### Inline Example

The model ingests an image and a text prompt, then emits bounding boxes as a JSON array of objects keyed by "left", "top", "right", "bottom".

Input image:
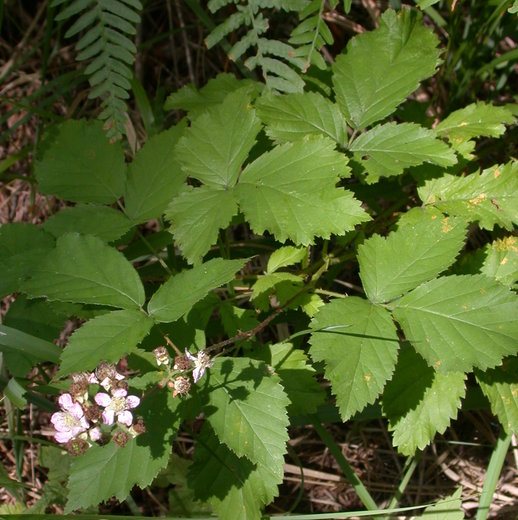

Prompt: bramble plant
[{"left": 1, "top": 2, "right": 518, "bottom": 518}]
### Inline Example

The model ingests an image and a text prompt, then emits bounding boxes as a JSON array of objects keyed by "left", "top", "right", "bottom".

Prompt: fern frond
[{"left": 53, "top": 0, "right": 142, "bottom": 140}]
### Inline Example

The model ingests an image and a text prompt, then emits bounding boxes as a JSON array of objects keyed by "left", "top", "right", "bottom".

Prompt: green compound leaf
[
  {"left": 309, "top": 297, "right": 399, "bottom": 421},
  {"left": 435, "top": 102, "right": 515, "bottom": 142},
  {"left": 418, "top": 161, "right": 518, "bottom": 230},
  {"left": 392, "top": 275, "right": 518, "bottom": 373},
  {"left": 256, "top": 92, "right": 348, "bottom": 146},
  {"left": 175, "top": 89, "right": 262, "bottom": 188},
  {"left": 205, "top": 357, "right": 290, "bottom": 482},
  {"left": 358, "top": 208, "right": 466, "bottom": 303},
  {"left": 383, "top": 348, "right": 465, "bottom": 456},
  {"left": 125, "top": 122, "right": 187, "bottom": 223},
  {"left": 235, "top": 136, "right": 369, "bottom": 244},
  {"left": 35, "top": 120, "right": 126, "bottom": 203},
  {"left": 148, "top": 257, "right": 247, "bottom": 322},
  {"left": 0, "top": 223, "right": 55, "bottom": 297},
  {"left": 332, "top": 9, "right": 440, "bottom": 129},
  {"left": 349, "top": 122, "right": 456, "bottom": 183},
  {"left": 58, "top": 309, "right": 154, "bottom": 376},
  {"left": 22, "top": 233, "right": 145, "bottom": 309},
  {"left": 165, "top": 186, "right": 239, "bottom": 265},
  {"left": 476, "top": 358, "right": 518, "bottom": 434},
  {"left": 189, "top": 425, "right": 279, "bottom": 520},
  {"left": 267, "top": 246, "right": 307, "bottom": 274},
  {"left": 43, "top": 204, "right": 132, "bottom": 242},
  {"left": 66, "top": 389, "right": 180, "bottom": 512},
  {"left": 481, "top": 237, "right": 518, "bottom": 288}
]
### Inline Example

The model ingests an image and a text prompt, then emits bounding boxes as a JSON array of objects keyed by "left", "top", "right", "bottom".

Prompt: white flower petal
[
  {"left": 102, "top": 409, "right": 115, "bottom": 425},
  {"left": 125, "top": 395, "right": 140, "bottom": 409},
  {"left": 112, "top": 387, "right": 128, "bottom": 398},
  {"left": 117, "top": 410, "right": 133, "bottom": 426},
  {"left": 58, "top": 393, "right": 74, "bottom": 411},
  {"left": 55, "top": 430, "right": 74, "bottom": 443},
  {"left": 95, "top": 392, "right": 112, "bottom": 407}
]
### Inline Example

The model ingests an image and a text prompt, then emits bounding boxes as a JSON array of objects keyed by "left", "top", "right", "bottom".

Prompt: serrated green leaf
[
  {"left": 350, "top": 122, "right": 456, "bottom": 183},
  {"left": 267, "top": 246, "right": 307, "bottom": 273},
  {"left": 205, "top": 357, "right": 290, "bottom": 480},
  {"left": 125, "top": 123, "right": 187, "bottom": 223},
  {"left": 332, "top": 9, "right": 440, "bottom": 129},
  {"left": 35, "top": 120, "right": 126, "bottom": 203},
  {"left": 481, "top": 236, "right": 518, "bottom": 287},
  {"left": 310, "top": 297, "right": 399, "bottom": 420},
  {"left": 476, "top": 358, "right": 518, "bottom": 435},
  {"left": 435, "top": 102, "right": 515, "bottom": 142},
  {"left": 59, "top": 309, "right": 154, "bottom": 376},
  {"left": 43, "top": 204, "right": 132, "bottom": 242},
  {"left": 418, "top": 162, "right": 518, "bottom": 230},
  {"left": 220, "top": 302, "right": 260, "bottom": 337},
  {"left": 256, "top": 92, "right": 348, "bottom": 146},
  {"left": 358, "top": 208, "right": 466, "bottom": 303},
  {"left": 251, "top": 272, "right": 303, "bottom": 308},
  {"left": 382, "top": 348, "right": 465, "bottom": 456},
  {"left": 175, "top": 89, "right": 261, "bottom": 188},
  {"left": 392, "top": 275, "right": 518, "bottom": 373},
  {"left": 415, "top": 487, "right": 464, "bottom": 519},
  {"left": 66, "top": 389, "right": 180, "bottom": 512},
  {"left": 148, "top": 258, "right": 247, "bottom": 322},
  {"left": 0, "top": 223, "right": 55, "bottom": 297},
  {"left": 236, "top": 136, "right": 369, "bottom": 244},
  {"left": 189, "top": 425, "right": 278, "bottom": 520},
  {"left": 22, "top": 233, "right": 145, "bottom": 309},
  {"left": 165, "top": 186, "right": 239, "bottom": 265}
]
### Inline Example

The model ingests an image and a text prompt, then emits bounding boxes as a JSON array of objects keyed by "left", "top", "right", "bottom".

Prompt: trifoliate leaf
[
  {"left": 480, "top": 236, "right": 518, "bottom": 288},
  {"left": 22, "top": 233, "right": 145, "bottom": 309},
  {"left": 205, "top": 357, "right": 290, "bottom": 482},
  {"left": 476, "top": 358, "right": 518, "bottom": 435},
  {"left": 392, "top": 275, "right": 518, "bottom": 373},
  {"left": 66, "top": 389, "right": 180, "bottom": 512},
  {"left": 189, "top": 425, "right": 278, "bottom": 520},
  {"left": 58, "top": 309, "right": 154, "bottom": 376},
  {"left": 332, "top": 9, "right": 440, "bottom": 129},
  {"left": 382, "top": 347, "right": 465, "bottom": 456},
  {"left": 175, "top": 88, "right": 261, "bottom": 188},
  {"left": 36, "top": 120, "right": 126, "bottom": 203},
  {"left": 310, "top": 297, "right": 399, "bottom": 421},
  {"left": 256, "top": 92, "right": 348, "bottom": 146},
  {"left": 125, "top": 122, "right": 187, "bottom": 223},
  {"left": 418, "top": 161, "right": 518, "bottom": 230},
  {"left": 165, "top": 186, "right": 238, "bottom": 265},
  {"left": 148, "top": 257, "right": 247, "bottom": 322},
  {"left": 0, "top": 223, "right": 55, "bottom": 297},
  {"left": 358, "top": 208, "right": 466, "bottom": 303},
  {"left": 43, "top": 204, "right": 132, "bottom": 242},
  {"left": 267, "top": 246, "right": 307, "bottom": 274},
  {"left": 236, "top": 136, "right": 369, "bottom": 244},
  {"left": 435, "top": 102, "right": 515, "bottom": 142},
  {"left": 350, "top": 122, "right": 456, "bottom": 183}
]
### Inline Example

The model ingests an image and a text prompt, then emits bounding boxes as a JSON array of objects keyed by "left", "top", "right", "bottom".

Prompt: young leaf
[
  {"left": 189, "top": 425, "right": 279, "bottom": 520},
  {"left": 480, "top": 236, "right": 518, "bottom": 287},
  {"left": 148, "top": 257, "right": 247, "bottom": 322},
  {"left": 349, "top": 122, "right": 457, "bottom": 183},
  {"left": 35, "top": 120, "right": 126, "bottom": 203},
  {"left": 165, "top": 186, "right": 239, "bottom": 265},
  {"left": 256, "top": 92, "right": 349, "bottom": 146},
  {"left": 175, "top": 88, "right": 262, "bottom": 188},
  {"left": 22, "top": 233, "right": 145, "bottom": 309},
  {"left": 236, "top": 136, "right": 369, "bottom": 245},
  {"left": 43, "top": 204, "right": 132, "bottom": 242},
  {"left": 358, "top": 208, "right": 466, "bottom": 303},
  {"left": 267, "top": 245, "right": 307, "bottom": 274},
  {"left": 332, "top": 9, "right": 440, "bottom": 129},
  {"left": 309, "top": 297, "right": 399, "bottom": 421},
  {"left": 205, "top": 357, "right": 290, "bottom": 481},
  {"left": 58, "top": 309, "right": 154, "bottom": 376},
  {"left": 392, "top": 275, "right": 518, "bottom": 373},
  {"left": 418, "top": 162, "right": 518, "bottom": 230},
  {"left": 476, "top": 358, "right": 518, "bottom": 435},
  {"left": 0, "top": 223, "right": 55, "bottom": 297},
  {"left": 66, "top": 389, "right": 180, "bottom": 512},
  {"left": 125, "top": 122, "right": 187, "bottom": 223},
  {"left": 382, "top": 348, "right": 466, "bottom": 456}
]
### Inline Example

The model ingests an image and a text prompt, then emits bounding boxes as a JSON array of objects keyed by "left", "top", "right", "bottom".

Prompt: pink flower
[
  {"left": 50, "top": 393, "right": 89, "bottom": 444},
  {"left": 185, "top": 349, "right": 213, "bottom": 383},
  {"left": 94, "top": 388, "right": 140, "bottom": 427}
]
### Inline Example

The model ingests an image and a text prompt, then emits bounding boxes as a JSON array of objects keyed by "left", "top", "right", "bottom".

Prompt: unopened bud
[{"left": 153, "top": 346, "right": 170, "bottom": 366}]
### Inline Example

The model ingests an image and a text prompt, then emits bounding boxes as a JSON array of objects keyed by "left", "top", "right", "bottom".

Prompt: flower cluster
[
  {"left": 152, "top": 346, "right": 213, "bottom": 397},
  {"left": 50, "top": 363, "right": 144, "bottom": 454}
]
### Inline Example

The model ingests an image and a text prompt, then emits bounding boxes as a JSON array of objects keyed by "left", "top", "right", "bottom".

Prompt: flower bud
[{"left": 153, "top": 346, "right": 170, "bottom": 366}]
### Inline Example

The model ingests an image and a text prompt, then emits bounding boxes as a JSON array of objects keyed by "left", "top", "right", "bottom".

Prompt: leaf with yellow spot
[{"left": 481, "top": 237, "right": 518, "bottom": 288}]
